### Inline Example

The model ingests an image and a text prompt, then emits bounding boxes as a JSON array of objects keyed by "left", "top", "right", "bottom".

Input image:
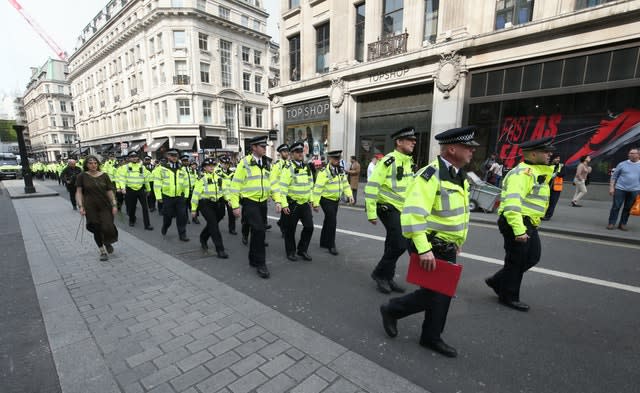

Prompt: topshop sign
[{"left": 284, "top": 99, "right": 330, "bottom": 125}]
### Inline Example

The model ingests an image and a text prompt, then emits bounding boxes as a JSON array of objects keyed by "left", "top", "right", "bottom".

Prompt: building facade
[
  {"left": 23, "top": 59, "right": 77, "bottom": 162},
  {"left": 68, "top": 0, "right": 275, "bottom": 160},
  {"left": 270, "top": 0, "right": 640, "bottom": 183}
]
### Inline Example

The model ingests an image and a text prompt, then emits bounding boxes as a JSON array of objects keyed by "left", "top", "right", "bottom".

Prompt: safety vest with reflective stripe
[
  {"left": 277, "top": 161, "right": 313, "bottom": 208},
  {"left": 552, "top": 163, "right": 564, "bottom": 192},
  {"left": 269, "top": 159, "right": 289, "bottom": 195},
  {"left": 364, "top": 150, "right": 415, "bottom": 220},
  {"left": 153, "top": 163, "right": 190, "bottom": 199},
  {"left": 116, "top": 162, "right": 151, "bottom": 191},
  {"left": 400, "top": 157, "right": 470, "bottom": 254},
  {"left": 228, "top": 154, "right": 272, "bottom": 208},
  {"left": 498, "top": 161, "right": 554, "bottom": 235},
  {"left": 215, "top": 167, "right": 235, "bottom": 200},
  {"left": 191, "top": 171, "right": 222, "bottom": 211},
  {"left": 311, "top": 165, "right": 352, "bottom": 206}
]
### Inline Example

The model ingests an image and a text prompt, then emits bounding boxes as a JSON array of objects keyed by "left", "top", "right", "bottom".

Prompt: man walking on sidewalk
[
  {"left": 607, "top": 148, "right": 640, "bottom": 231},
  {"left": 60, "top": 159, "right": 82, "bottom": 210}
]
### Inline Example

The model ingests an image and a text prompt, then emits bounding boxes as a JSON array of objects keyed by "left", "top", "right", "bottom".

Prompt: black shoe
[
  {"left": 242, "top": 236, "right": 248, "bottom": 245},
  {"left": 217, "top": 250, "right": 229, "bottom": 259},
  {"left": 192, "top": 217, "right": 200, "bottom": 224},
  {"left": 179, "top": 236, "right": 190, "bottom": 242},
  {"left": 229, "top": 229, "right": 237, "bottom": 235},
  {"left": 144, "top": 226, "right": 154, "bottom": 231},
  {"left": 540, "top": 217, "right": 550, "bottom": 221},
  {"left": 371, "top": 273, "right": 391, "bottom": 294},
  {"left": 287, "top": 253, "right": 298, "bottom": 261},
  {"left": 379, "top": 305, "right": 398, "bottom": 338},
  {"left": 485, "top": 277, "right": 499, "bottom": 297},
  {"left": 161, "top": 226, "right": 167, "bottom": 236},
  {"left": 105, "top": 244, "right": 114, "bottom": 254},
  {"left": 200, "top": 240, "right": 208, "bottom": 250},
  {"left": 499, "top": 298, "right": 530, "bottom": 312},
  {"left": 388, "top": 279, "right": 406, "bottom": 293},
  {"left": 256, "top": 266, "right": 270, "bottom": 279},
  {"left": 73, "top": 206, "right": 77, "bottom": 210},
  {"left": 296, "top": 251, "right": 312, "bottom": 261},
  {"left": 571, "top": 201, "right": 582, "bottom": 207},
  {"left": 420, "top": 339, "right": 457, "bottom": 358},
  {"left": 129, "top": 222, "right": 135, "bottom": 227},
  {"left": 265, "top": 224, "right": 272, "bottom": 230},
  {"left": 328, "top": 247, "right": 339, "bottom": 255}
]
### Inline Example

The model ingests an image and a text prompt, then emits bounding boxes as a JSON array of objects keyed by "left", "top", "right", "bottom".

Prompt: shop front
[{"left": 283, "top": 98, "right": 331, "bottom": 163}]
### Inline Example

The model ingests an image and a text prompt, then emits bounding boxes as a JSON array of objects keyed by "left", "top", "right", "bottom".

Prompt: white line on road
[{"left": 268, "top": 215, "right": 640, "bottom": 295}]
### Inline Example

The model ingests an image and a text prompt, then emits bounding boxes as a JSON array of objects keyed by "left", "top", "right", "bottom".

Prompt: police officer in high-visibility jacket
[
  {"left": 365, "top": 127, "right": 417, "bottom": 294},
  {"left": 117, "top": 151, "right": 153, "bottom": 230},
  {"left": 311, "top": 150, "right": 354, "bottom": 255},
  {"left": 229, "top": 135, "right": 273, "bottom": 279},
  {"left": 276, "top": 142, "right": 314, "bottom": 262},
  {"left": 542, "top": 154, "right": 564, "bottom": 221},
  {"left": 216, "top": 155, "right": 237, "bottom": 235},
  {"left": 485, "top": 137, "right": 555, "bottom": 312},
  {"left": 379, "top": 126, "right": 478, "bottom": 358},
  {"left": 154, "top": 149, "right": 190, "bottom": 241},
  {"left": 191, "top": 158, "right": 228, "bottom": 259},
  {"left": 181, "top": 155, "right": 199, "bottom": 224},
  {"left": 144, "top": 156, "right": 157, "bottom": 212},
  {"left": 270, "top": 144, "right": 290, "bottom": 237}
]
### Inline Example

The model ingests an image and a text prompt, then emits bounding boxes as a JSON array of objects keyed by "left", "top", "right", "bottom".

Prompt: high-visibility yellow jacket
[
  {"left": 228, "top": 154, "right": 272, "bottom": 209},
  {"left": 215, "top": 167, "right": 235, "bottom": 200},
  {"left": 311, "top": 165, "right": 352, "bottom": 206},
  {"left": 190, "top": 171, "right": 223, "bottom": 211},
  {"left": 277, "top": 160, "right": 313, "bottom": 208},
  {"left": 182, "top": 167, "right": 197, "bottom": 191},
  {"left": 269, "top": 159, "right": 289, "bottom": 195},
  {"left": 364, "top": 150, "right": 415, "bottom": 220},
  {"left": 401, "top": 157, "right": 470, "bottom": 254},
  {"left": 499, "top": 161, "right": 554, "bottom": 236},
  {"left": 153, "top": 163, "right": 190, "bottom": 199},
  {"left": 116, "top": 162, "right": 151, "bottom": 191}
]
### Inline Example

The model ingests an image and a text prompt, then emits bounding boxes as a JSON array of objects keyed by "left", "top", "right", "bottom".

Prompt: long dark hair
[
  {"left": 579, "top": 155, "right": 590, "bottom": 163},
  {"left": 82, "top": 155, "right": 102, "bottom": 171}
]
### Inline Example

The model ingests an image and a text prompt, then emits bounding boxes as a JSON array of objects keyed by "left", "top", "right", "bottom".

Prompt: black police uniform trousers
[
  {"left": 161, "top": 194, "right": 187, "bottom": 237},
  {"left": 221, "top": 198, "right": 236, "bottom": 232},
  {"left": 116, "top": 190, "right": 125, "bottom": 210},
  {"left": 125, "top": 187, "right": 151, "bottom": 227},
  {"left": 489, "top": 215, "right": 541, "bottom": 301},
  {"left": 544, "top": 189, "right": 561, "bottom": 219},
  {"left": 386, "top": 245, "right": 457, "bottom": 343},
  {"left": 241, "top": 199, "right": 267, "bottom": 267},
  {"left": 199, "top": 199, "right": 225, "bottom": 251},
  {"left": 319, "top": 197, "right": 339, "bottom": 249},
  {"left": 147, "top": 181, "right": 156, "bottom": 210},
  {"left": 283, "top": 199, "right": 314, "bottom": 255},
  {"left": 372, "top": 204, "right": 408, "bottom": 280}
]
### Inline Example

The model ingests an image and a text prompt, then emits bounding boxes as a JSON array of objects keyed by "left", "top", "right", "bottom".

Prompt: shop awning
[
  {"left": 96, "top": 143, "right": 114, "bottom": 154},
  {"left": 147, "top": 138, "right": 168, "bottom": 152},
  {"left": 128, "top": 140, "right": 146, "bottom": 152},
  {"left": 69, "top": 147, "right": 90, "bottom": 156},
  {"left": 174, "top": 137, "right": 196, "bottom": 151}
]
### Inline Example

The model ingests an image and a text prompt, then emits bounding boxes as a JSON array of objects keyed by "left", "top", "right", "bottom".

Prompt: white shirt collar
[{"left": 440, "top": 156, "right": 459, "bottom": 175}]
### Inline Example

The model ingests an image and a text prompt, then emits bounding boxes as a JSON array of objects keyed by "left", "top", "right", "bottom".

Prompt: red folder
[{"left": 406, "top": 253, "right": 463, "bottom": 297}]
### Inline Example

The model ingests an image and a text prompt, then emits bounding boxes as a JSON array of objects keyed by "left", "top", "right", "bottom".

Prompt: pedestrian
[
  {"left": 485, "top": 137, "right": 555, "bottom": 312},
  {"left": 347, "top": 155, "right": 361, "bottom": 204},
  {"left": 116, "top": 151, "right": 153, "bottom": 230},
  {"left": 571, "top": 155, "right": 592, "bottom": 207},
  {"left": 482, "top": 153, "right": 497, "bottom": 181},
  {"left": 379, "top": 126, "right": 479, "bottom": 358},
  {"left": 276, "top": 142, "right": 315, "bottom": 262},
  {"left": 488, "top": 158, "right": 504, "bottom": 187},
  {"left": 269, "top": 144, "right": 290, "bottom": 238},
  {"left": 312, "top": 150, "right": 354, "bottom": 255},
  {"left": 228, "top": 135, "right": 273, "bottom": 279},
  {"left": 75, "top": 155, "right": 118, "bottom": 261},
  {"left": 144, "top": 156, "right": 157, "bottom": 212},
  {"left": 542, "top": 154, "right": 565, "bottom": 221},
  {"left": 154, "top": 149, "right": 190, "bottom": 241},
  {"left": 607, "top": 148, "right": 640, "bottom": 231},
  {"left": 216, "top": 155, "right": 237, "bottom": 235},
  {"left": 365, "top": 127, "right": 417, "bottom": 294},
  {"left": 191, "top": 158, "right": 228, "bottom": 258},
  {"left": 60, "top": 158, "right": 82, "bottom": 210},
  {"left": 367, "top": 154, "right": 382, "bottom": 181}
]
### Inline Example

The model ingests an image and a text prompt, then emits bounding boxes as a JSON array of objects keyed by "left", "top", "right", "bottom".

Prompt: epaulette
[
  {"left": 524, "top": 168, "right": 533, "bottom": 176},
  {"left": 420, "top": 166, "right": 436, "bottom": 181},
  {"left": 384, "top": 156, "right": 395, "bottom": 166}
]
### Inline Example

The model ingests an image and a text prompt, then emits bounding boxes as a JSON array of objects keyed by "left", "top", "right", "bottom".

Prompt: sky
[{"left": 0, "top": 0, "right": 280, "bottom": 114}]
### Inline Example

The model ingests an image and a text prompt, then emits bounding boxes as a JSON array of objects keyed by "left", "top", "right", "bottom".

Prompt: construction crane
[{"left": 8, "top": 0, "right": 67, "bottom": 61}]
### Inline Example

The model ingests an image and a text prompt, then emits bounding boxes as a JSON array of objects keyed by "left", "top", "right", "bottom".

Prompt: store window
[{"left": 284, "top": 99, "right": 331, "bottom": 162}]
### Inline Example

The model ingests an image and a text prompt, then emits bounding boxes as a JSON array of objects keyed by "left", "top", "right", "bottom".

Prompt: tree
[{"left": 0, "top": 120, "right": 18, "bottom": 142}]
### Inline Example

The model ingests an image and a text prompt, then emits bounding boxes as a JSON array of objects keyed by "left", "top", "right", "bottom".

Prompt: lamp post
[
  {"left": 75, "top": 137, "right": 82, "bottom": 158},
  {"left": 12, "top": 124, "right": 36, "bottom": 194}
]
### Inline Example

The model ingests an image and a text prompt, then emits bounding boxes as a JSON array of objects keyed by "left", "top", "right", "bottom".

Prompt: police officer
[
  {"left": 379, "top": 126, "right": 478, "bottom": 358},
  {"left": 144, "top": 156, "right": 157, "bottom": 212},
  {"left": 276, "top": 142, "right": 314, "bottom": 262},
  {"left": 270, "top": 144, "right": 290, "bottom": 237},
  {"left": 181, "top": 155, "right": 199, "bottom": 224},
  {"left": 365, "top": 127, "right": 417, "bottom": 294},
  {"left": 485, "top": 137, "right": 555, "bottom": 312},
  {"left": 117, "top": 151, "right": 153, "bottom": 230},
  {"left": 154, "top": 149, "right": 190, "bottom": 241},
  {"left": 216, "top": 155, "right": 237, "bottom": 235},
  {"left": 311, "top": 150, "right": 354, "bottom": 255},
  {"left": 191, "top": 158, "right": 228, "bottom": 258},
  {"left": 151, "top": 158, "right": 166, "bottom": 214},
  {"left": 228, "top": 135, "right": 273, "bottom": 279},
  {"left": 542, "top": 154, "right": 565, "bottom": 221}
]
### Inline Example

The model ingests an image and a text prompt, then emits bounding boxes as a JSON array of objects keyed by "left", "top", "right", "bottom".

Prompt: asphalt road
[{"left": 50, "top": 183, "right": 640, "bottom": 393}]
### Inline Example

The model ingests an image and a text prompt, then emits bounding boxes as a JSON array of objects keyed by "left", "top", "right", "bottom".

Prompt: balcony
[
  {"left": 130, "top": 88, "right": 138, "bottom": 96},
  {"left": 367, "top": 31, "right": 409, "bottom": 62},
  {"left": 173, "top": 75, "right": 190, "bottom": 85}
]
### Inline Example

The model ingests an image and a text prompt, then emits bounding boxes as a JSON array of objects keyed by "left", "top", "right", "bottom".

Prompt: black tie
[{"left": 449, "top": 165, "right": 457, "bottom": 179}]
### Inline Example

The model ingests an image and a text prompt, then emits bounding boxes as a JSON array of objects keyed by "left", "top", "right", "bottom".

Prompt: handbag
[{"left": 630, "top": 195, "right": 640, "bottom": 216}]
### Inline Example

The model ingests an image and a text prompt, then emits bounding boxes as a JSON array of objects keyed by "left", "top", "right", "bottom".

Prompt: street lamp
[
  {"left": 12, "top": 124, "right": 36, "bottom": 194},
  {"left": 75, "top": 137, "right": 82, "bottom": 158}
]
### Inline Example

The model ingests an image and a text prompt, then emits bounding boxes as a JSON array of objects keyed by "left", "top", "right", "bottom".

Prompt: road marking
[{"left": 268, "top": 215, "right": 640, "bottom": 294}]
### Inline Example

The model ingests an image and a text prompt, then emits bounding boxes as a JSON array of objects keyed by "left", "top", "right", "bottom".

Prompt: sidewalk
[{"left": 10, "top": 188, "right": 428, "bottom": 393}]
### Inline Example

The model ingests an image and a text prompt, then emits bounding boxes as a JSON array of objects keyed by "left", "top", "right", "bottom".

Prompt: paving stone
[
  {"left": 209, "top": 337, "right": 242, "bottom": 356},
  {"left": 190, "top": 322, "right": 223, "bottom": 340},
  {"left": 160, "top": 335, "right": 195, "bottom": 353},
  {"left": 115, "top": 361, "right": 158, "bottom": 387},
  {"left": 227, "top": 370, "right": 268, "bottom": 393},
  {"left": 177, "top": 350, "right": 214, "bottom": 372},
  {"left": 153, "top": 347, "right": 191, "bottom": 369},
  {"left": 322, "top": 378, "right": 360, "bottom": 393},
  {"left": 259, "top": 332, "right": 279, "bottom": 344},
  {"left": 235, "top": 338, "right": 268, "bottom": 357},
  {"left": 256, "top": 372, "right": 297, "bottom": 393},
  {"left": 285, "top": 357, "right": 321, "bottom": 382},
  {"left": 196, "top": 369, "right": 237, "bottom": 392},
  {"left": 316, "top": 366, "right": 338, "bottom": 383},
  {"left": 126, "top": 347, "right": 163, "bottom": 368},
  {"left": 140, "top": 330, "right": 175, "bottom": 350},
  {"left": 259, "top": 353, "right": 296, "bottom": 378},
  {"left": 197, "top": 311, "right": 229, "bottom": 326},
  {"left": 186, "top": 334, "right": 221, "bottom": 353},
  {"left": 285, "top": 347, "right": 305, "bottom": 361},
  {"left": 236, "top": 325, "right": 266, "bottom": 342},
  {"left": 122, "top": 382, "right": 144, "bottom": 393},
  {"left": 170, "top": 320, "right": 202, "bottom": 337},
  {"left": 140, "top": 364, "right": 181, "bottom": 389},
  {"left": 136, "top": 308, "right": 166, "bottom": 322},
  {"left": 230, "top": 353, "right": 267, "bottom": 376},
  {"left": 258, "top": 339, "right": 292, "bottom": 359},
  {"left": 147, "top": 382, "right": 176, "bottom": 393},
  {"left": 215, "top": 323, "right": 246, "bottom": 340},
  {"left": 148, "top": 320, "right": 180, "bottom": 336},
  {"left": 128, "top": 318, "right": 161, "bottom": 334},
  {"left": 290, "top": 374, "right": 329, "bottom": 393},
  {"left": 169, "top": 365, "right": 211, "bottom": 392}
]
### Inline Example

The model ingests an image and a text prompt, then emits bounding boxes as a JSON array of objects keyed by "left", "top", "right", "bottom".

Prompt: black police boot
[
  {"left": 256, "top": 265, "right": 270, "bottom": 279},
  {"left": 499, "top": 298, "right": 530, "bottom": 312},
  {"left": 379, "top": 305, "right": 398, "bottom": 338},
  {"left": 420, "top": 338, "right": 458, "bottom": 358},
  {"left": 217, "top": 250, "right": 229, "bottom": 259},
  {"left": 371, "top": 273, "right": 391, "bottom": 294},
  {"left": 287, "top": 253, "right": 298, "bottom": 261},
  {"left": 328, "top": 247, "right": 339, "bottom": 255},
  {"left": 296, "top": 251, "right": 312, "bottom": 261},
  {"left": 242, "top": 235, "right": 248, "bottom": 245}
]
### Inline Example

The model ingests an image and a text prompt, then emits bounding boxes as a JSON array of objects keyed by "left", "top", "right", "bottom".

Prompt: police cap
[
  {"left": 201, "top": 158, "right": 215, "bottom": 168},
  {"left": 143, "top": 156, "right": 151, "bottom": 161},
  {"left": 289, "top": 142, "right": 304, "bottom": 153},
  {"left": 519, "top": 136, "right": 556, "bottom": 152},
  {"left": 327, "top": 150, "right": 342, "bottom": 158},
  {"left": 435, "top": 126, "right": 480, "bottom": 146},
  {"left": 128, "top": 151, "right": 139, "bottom": 157},
  {"left": 249, "top": 135, "right": 269, "bottom": 146},
  {"left": 166, "top": 149, "right": 179, "bottom": 156},
  {"left": 220, "top": 155, "right": 231, "bottom": 163},
  {"left": 391, "top": 127, "right": 417, "bottom": 140},
  {"left": 276, "top": 143, "right": 289, "bottom": 153},
  {"left": 180, "top": 154, "right": 190, "bottom": 161}
]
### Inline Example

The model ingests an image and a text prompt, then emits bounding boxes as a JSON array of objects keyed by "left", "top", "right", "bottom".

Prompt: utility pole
[{"left": 13, "top": 124, "right": 36, "bottom": 194}]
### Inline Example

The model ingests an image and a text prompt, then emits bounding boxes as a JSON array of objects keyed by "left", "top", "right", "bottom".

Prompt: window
[
  {"left": 51, "top": 117, "right": 57, "bottom": 127},
  {"left": 58, "top": 85, "right": 64, "bottom": 94},
  {"left": 154, "top": 102, "right": 161, "bottom": 124},
  {"left": 575, "top": 0, "right": 615, "bottom": 9},
  {"left": 256, "top": 108, "right": 263, "bottom": 128},
  {"left": 196, "top": 0, "right": 206, "bottom": 10},
  {"left": 383, "top": 0, "right": 403, "bottom": 37},
  {"left": 242, "top": 46, "right": 250, "bottom": 62},
  {"left": 175, "top": 60, "right": 188, "bottom": 76},
  {"left": 152, "top": 66, "right": 158, "bottom": 86},
  {"left": 495, "top": 0, "right": 534, "bottom": 30},
  {"left": 171, "top": 0, "right": 183, "bottom": 6},
  {"left": 51, "top": 133, "right": 58, "bottom": 143},
  {"left": 177, "top": 99, "right": 191, "bottom": 123},
  {"left": 243, "top": 72, "right": 251, "bottom": 91},
  {"left": 219, "top": 6, "right": 230, "bottom": 19},
  {"left": 220, "top": 40, "right": 232, "bottom": 87},
  {"left": 224, "top": 103, "right": 235, "bottom": 136},
  {"left": 149, "top": 37, "right": 155, "bottom": 53},
  {"left": 289, "top": 0, "right": 300, "bottom": 8},
  {"left": 203, "top": 100, "right": 212, "bottom": 123},
  {"left": 200, "top": 62, "right": 210, "bottom": 83},
  {"left": 355, "top": 3, "right": 365, "bottom": 62},
  {"left": 289, "top": 35, "right": 300, "bottom": 81},
  {"left": 254, "top": 50, "right": 261, "bottom": 65},
  {"left": 173, "top": 30, "right": 186, "bottom": 48},
  {"left": 316, "top": 23, "right": 330, "bottom": 73},
  {"left": 159, "top": 63, "right": 166, "bottom": 83},
  {"left": 162, "top": 100, "right": 168, "bottom": 120},
  {"left": 157, "top": 33, "right": 163, "bottom": 51},
  {"left": 254, "top": 75, "right": 262, "bottom": 93},
  {"left": 60, "top": 101, "right": 67, "bottom": 112},
  {"left": 48, "top": 101, "right": 54, "bottom": 112},
  {"left": 62, "top": 118, "right": 69, "bottom": 128},
  {"left": 198, "top": 32, "right": 208, "bottom": 51},
  {"left": 423, "top": 0, "right": 439, "bottom": 43},
  {"left": 244, "top": 106, "right": 252, "bottom": 127},
  {"left": 253, "top": 20, "right": 260, "bottom": 31},
  {"left": 241, "top": 15, "right": 249, "bottom": 26}
]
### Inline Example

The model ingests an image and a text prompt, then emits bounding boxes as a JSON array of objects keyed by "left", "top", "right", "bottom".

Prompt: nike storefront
[{"left": 465, "top": 43, "right": 640, "bottom": 183}]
